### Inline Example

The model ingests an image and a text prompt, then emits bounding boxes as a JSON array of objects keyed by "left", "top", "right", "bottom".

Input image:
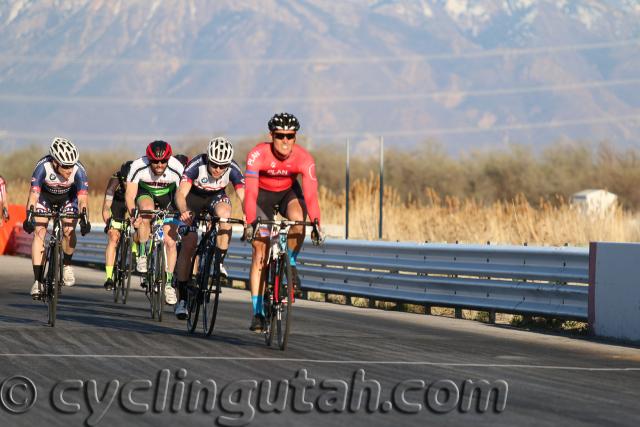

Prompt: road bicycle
[
  {"left": 28, "top": 204, "right": 86, "bottom": 327},
  {"left": 252, "top": 217, "right": 319, "bottom": 350},
  {"left": 136, "top": 209, "right": 179, "bottom": 322},
  {"left": 111, "top": 217, "right": 134, "bottom": 304},
  {"left": 186, "top": 214, "right": 244, "bottom": 335}
]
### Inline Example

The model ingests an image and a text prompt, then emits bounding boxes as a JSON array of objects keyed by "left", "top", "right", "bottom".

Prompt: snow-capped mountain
[{"left": 0, "top": 0, "right": 639, "bottom": 151}]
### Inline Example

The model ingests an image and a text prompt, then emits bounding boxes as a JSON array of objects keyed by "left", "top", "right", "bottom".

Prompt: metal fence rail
[{"left": 13, "top": 227, "right": 590, "bottom": 321}]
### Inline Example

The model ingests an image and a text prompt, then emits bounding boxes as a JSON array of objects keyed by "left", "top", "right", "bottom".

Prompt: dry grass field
[{"left": 6, "top": 175, "right": 638, "bottom": 246}]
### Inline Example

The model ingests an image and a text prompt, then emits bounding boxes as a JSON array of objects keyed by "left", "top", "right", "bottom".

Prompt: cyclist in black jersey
[{"left": 102, "top": 161, "right": 132, "bottom": 290}]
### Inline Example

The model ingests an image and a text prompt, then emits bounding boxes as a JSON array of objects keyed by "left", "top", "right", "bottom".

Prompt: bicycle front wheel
[
  {"left": 113, "top": 235, "right": 123, "bottom": 303},
  {"left": 122, "top": 234, "right": 134, "bottom": 304},
  {"left": 48, "top": 242, "right": 63, "bottom": 327},
  {"left": 276, "top": 253, "right": 294, "bottom": 350},
  {"left": 154, "top": 243, "right": 166, "bottom": 322},
  {"left": 205, "top": 265, "right": 222, "bottom": 336},
  {"left": 186, "top": 249, "right": 206, "bottom": 333}
]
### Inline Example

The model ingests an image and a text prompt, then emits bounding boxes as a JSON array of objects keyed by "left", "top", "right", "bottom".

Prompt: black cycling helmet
[
  {"left": 174, "top": 154, "right": 189, "bottom": 167},
  {"left": 268, "top": 112, "right": 300, "bottom": 132},
  {"left": 146, "top": 140, "right": 172, "bottom": 161},
  {"left": 117, "top": 160, "right": 133, "bottom": 182}
]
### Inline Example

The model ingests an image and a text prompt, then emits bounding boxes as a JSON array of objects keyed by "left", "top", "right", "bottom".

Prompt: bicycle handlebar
[
  {"left": 29, "top": 206, "right": 86, "bottom": 220},
  {"left": 254, "top": 218, "right": 318, "bottom": 228}
]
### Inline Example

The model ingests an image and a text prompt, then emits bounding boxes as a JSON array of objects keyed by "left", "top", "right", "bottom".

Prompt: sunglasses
[
  {"left": 273, "top": 133, "right": 296, "bottom": 140},
  {"left": 150, "top": 159, "right": 169, "bottom": 165},
  {"left": 208, "top": 162, "right": 230, "bottom": 170},
  {"left": 55, "top": 162, "right": 74, "bottom": 170}
]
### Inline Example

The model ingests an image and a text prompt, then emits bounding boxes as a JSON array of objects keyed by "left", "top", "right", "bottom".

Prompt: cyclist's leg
[
  {"left": 249, "top": 237, "right": 269, "bottom": 329},
  {"left": 30, "top": 197, "right": 50, "bottom": 295},
  {"left": 61, "top": 198, "right": 79, "bottom": 286},
  {"left": 158, "top": 192, "right": 178, "bottom": 304},
  {"left": 281, "top": 182, "right": 308, "bottom": 267},
  {"left": 249, "top": 189, "right": 279, "bottom": 329},
  {"left": 163, "top": 221, "right": 179, "bottom": 284},
  {"left": 176, "top": 192, "right": 208, "bottom": 303},
  {"left": 212, "top": 193, "right": 232, "bottom": 274},
  {"left": 105, "top": 200, "right": 126, "bottom": 288},
  {"left": 134, "top": 191, "right": 154, "bottom": 270}
]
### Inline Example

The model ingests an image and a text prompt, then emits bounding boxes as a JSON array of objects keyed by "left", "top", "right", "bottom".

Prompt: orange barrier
[{"left": 0, "top": 205, "right": 27, "bottom": 255}]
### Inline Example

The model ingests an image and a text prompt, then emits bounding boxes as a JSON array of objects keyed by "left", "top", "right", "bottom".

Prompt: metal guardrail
[{"left": 12, "top": 226, "right": 590, "bottom": 321}]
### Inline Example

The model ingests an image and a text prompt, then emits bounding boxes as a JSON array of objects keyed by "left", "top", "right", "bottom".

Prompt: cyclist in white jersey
[
  {"left": 23, "top": 138, "right": 91, "bottom": 297},
  {"left": 174, "top": 137, "right": 245, "bottom": 319},
  {"left": 125, "top": 141, "right": 184, "bottom": 305}
]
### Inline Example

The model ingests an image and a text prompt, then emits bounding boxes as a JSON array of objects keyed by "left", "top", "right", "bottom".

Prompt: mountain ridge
[{"left": 0, "top": 0, "right": 639, "bottom": 151}]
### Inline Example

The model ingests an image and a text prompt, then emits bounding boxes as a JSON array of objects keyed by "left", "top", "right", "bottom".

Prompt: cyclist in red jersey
[{"left": 243, "top": 112, "right": 325, "bottom": 331}]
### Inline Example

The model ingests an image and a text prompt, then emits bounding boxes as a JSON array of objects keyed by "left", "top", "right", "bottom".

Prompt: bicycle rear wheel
[
  {"left": 276, "top": 253, "right": 293, "bottom": 350},
  {"left": 265, "top": 260, "right": 278, "bottom": 346}
]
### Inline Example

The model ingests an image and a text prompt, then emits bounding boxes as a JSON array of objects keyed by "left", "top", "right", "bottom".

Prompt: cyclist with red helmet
[
  {"left": 125, "top": 141, "right": 185, "bottom": 305},
  {"left": 243, "top": 113, "right": 325, "bottom": 331}
]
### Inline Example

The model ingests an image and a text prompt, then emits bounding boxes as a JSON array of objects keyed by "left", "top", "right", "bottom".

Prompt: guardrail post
[
  {"left": 424, "top": 305, "right": 431, "bottom": 315},
  {"left": 368, "top": 298, "right": 376, "bottom": 309},
  {"left": 489, "top": 309, "right": 496, "bottom": 324},
  {"left": 455, "top": 308, "right": 463, "bottom": 319}
]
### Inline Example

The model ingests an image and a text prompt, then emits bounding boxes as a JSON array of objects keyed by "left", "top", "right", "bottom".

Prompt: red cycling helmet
[{"left": 146, "top": 140, "right": 172, "bottom": 161}]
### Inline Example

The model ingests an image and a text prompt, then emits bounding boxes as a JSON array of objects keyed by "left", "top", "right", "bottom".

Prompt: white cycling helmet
[
  {"left": 50, "top": 137, "right": 79, "bottom": 166},
  {"left": 207, "top": 137, "right": 234, "bottom": 164}
]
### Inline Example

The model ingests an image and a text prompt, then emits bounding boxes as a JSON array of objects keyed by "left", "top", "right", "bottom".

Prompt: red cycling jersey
[{"left": 244, "top": 142, "right": 321, "bottom": 225}]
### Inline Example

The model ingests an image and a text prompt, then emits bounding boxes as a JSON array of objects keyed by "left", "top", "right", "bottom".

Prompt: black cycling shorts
[
  {"left": 255, "top": 180, "right": 306, "bottom": 223},
  {"left": 36, "top": 191, "right": 78, "bottom": 214},
  {"left": 186, "top": 190, "right": 231, "bottom": 215},
  {"left": 110, "top": 198, "right": 127, "bottom": 222},
  {"left": 135, "top": 187, "right": 174, "bottom": 210}
]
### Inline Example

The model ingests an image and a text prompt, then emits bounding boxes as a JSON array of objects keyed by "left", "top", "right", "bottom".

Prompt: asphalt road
[{"left": 0, "top": 255, "right": 638, "bottom": 427}]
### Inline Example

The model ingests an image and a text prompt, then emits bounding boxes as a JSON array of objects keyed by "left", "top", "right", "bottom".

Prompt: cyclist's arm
[
  {"left": 77, "top": 193, "right": 89, "bottom": 218},
  {"left": 244, "top": 148, "right": 263, "bottom": 224},
  {"left": 300, "top": 160, "right": 321, "bottom": 225},
  {"left": 102, "top": 176, "right": 118, "bottom": 223},
  {"left": 176, "top": 180, "right": 192, "bottom": 215},
  {"left": 26, "top": 164, "right": 45, "bottom": 212},
  {"left": 0, "top": 177, "right": 5, "bottom": 205},
  {"left": 125, "top": 181, "right": 138, "bottom": 215},
  {"left": 0, "top": 178, "right": 5, "bottom": 224},
  {"left": 229, "top": 161, "right": 246, "bottom": 214},
  {"left": 0, "top": 177, "right": 5, "bottom": 208},
  {"left": 74, "top": 164, "right": 90, "bottom": 217}
]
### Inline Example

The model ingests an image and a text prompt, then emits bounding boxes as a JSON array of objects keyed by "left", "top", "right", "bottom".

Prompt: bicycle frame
[
  {"left": 136, "top": 209, "right": 179, "bottom": 322},
  {"left": 255, "top": 218, "right": 316, "bottom": 350},
  {"left": 112, "top": 218, "right": 134, "bottom": 304},
  {"left": 187, "top": 214, "right": 244, "bottom": 336}
]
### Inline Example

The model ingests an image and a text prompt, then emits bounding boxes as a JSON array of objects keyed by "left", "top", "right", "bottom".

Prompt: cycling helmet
[
  {"left": 207, "top": 137, "right": 234, "bottom": 164},
  {"left": 268, "top": 112, "right": 300, "bottom": 132},
  {"left": 174, "top": 154, "right": 189, "bottom": 167},
  {"left": 146, "top": 140, "right": 172, "bottom": 161},
  {"left": 118, "top": 160, "right": 133, "bottom": 181},
  {"left": 49, "top": 137, "right": 79, "bottom": 166}
]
